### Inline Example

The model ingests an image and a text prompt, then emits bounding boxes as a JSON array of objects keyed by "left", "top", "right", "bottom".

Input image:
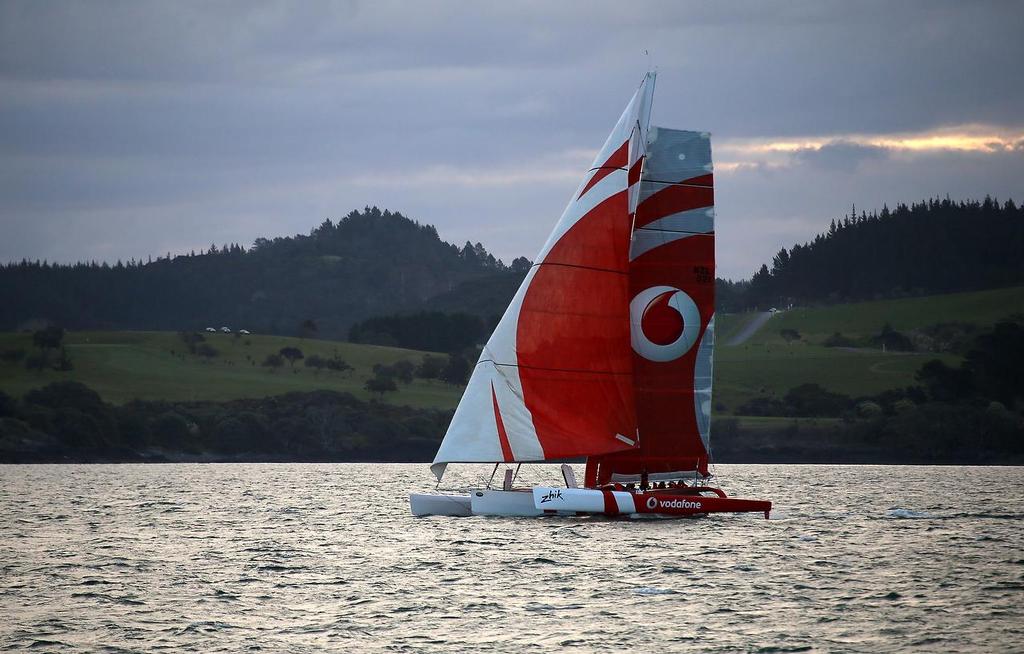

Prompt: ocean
[{"left": 1, "top": 463, "right": 1021, "bottom": 652}]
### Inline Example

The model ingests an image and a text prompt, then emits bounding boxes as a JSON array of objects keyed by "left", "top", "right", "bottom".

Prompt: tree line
[
  {"left": 0, "top": 207, "right": 520, "bottom": 339},
  {"left": 0, "top": 383, "right": 451, "bottom": 463},
  {"left": 4, "top": 197, "right": 1020, "bottom": 340},
  {"left": 348, "top": 311, "right": 486, "bottom": 353},
  {"left": 728, "top": 196, "right": 1024, "bottom": 311}
]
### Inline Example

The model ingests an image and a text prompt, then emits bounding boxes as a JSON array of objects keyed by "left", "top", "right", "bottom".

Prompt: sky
[{"left": 1, "top": 1, "right": 1022, "bottom": 280}]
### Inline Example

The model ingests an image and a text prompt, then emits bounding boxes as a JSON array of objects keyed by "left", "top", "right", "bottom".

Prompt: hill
[
  {"left": 735, "top": 196, "right": 1024, "bottom": 310},
  {"left": 713, "top": 285, "right": 1024, "bottom": 414},
  {"left": 3, "top": 286, "right": 1022, "bottom": 413},
  {"left": 0, "top": 207, "right": 529, "bottom": 340},
  {"left": 5, "top": 196, "right": 1020, "bottom": 346},
  {"left": 743, "top": 285, "right": 1024, "bottom": 346}
]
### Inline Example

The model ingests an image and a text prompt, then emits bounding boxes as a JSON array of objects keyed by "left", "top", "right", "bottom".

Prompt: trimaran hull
[
  {"left": 413, "top": 74, "right": 772, "bottom": 519},
  {"left": 410, "top": 488, "right": 771, "bottom": 519}
]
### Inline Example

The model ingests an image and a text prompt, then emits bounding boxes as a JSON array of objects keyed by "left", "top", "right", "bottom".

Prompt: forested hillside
[
  {"left": 4, "top": 198, "right": 1021, "bottom": 339},
  {"left": 0, "top": 207, "right": 529, "bottom": 340},
  {"left": 736, "top": 197, "right": 1023, "bottom": 310}
]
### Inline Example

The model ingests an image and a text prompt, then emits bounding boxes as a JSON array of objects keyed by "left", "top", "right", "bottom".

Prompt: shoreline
[{"left": 4, "top": 454, "right": 1021, "bottom": 466}]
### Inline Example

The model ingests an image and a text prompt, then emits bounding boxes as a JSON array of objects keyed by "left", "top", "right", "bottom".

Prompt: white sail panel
[{"left": 430, "top": 266, "right": 544, "bottom": 480}]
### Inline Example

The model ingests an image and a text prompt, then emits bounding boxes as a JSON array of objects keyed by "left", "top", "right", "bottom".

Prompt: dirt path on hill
[{"left": 727, "top": 311, "right": 773, "bottom": 346}]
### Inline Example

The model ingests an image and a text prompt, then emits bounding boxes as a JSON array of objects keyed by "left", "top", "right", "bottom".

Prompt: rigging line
[
  {"left": 486, "top": 462, "right": 499, "bottom": 489},
  {"left": 529, "top": 261, "right": 629, "bottom": 276},
  {"left": 642, "top": 178, "right": 715, "bottom": 188},
  {"left": 635, "top": 226, "right": 715, "bottom": 236},
  {"left": 476, "top": 359, "right": 633, "bottom": 376}
]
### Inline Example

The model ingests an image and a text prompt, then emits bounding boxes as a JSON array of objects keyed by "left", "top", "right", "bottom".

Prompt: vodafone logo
[
  {"left": 645, "top": 495, "right": 704, "bottom": 511},
  {"left": 659, "top": 498, "right": 703, "bottom": 510},
  {"left": 630, "top": 286, "right": 700, "bottom": 362}
]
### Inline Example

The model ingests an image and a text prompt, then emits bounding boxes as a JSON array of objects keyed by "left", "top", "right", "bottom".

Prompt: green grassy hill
[
  {"left": 2, "top": 285, "right": 1020, "bottom": 417},
  {"left": 744, "top": 285, "right": 1024, "bottom": 346},
  {"left": 713, "top": 285, "right": 1024, "bottom": 413},
  {"left": 0, "top": 331, "right": 462, "bottom": 410},
  {"left": 715, "top": 344, "right": 958, "bottom": 413}
]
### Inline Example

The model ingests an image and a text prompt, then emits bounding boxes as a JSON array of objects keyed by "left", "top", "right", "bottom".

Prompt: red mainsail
[{"left": 587, "top": 127, "right": 716, "bottom": 485}]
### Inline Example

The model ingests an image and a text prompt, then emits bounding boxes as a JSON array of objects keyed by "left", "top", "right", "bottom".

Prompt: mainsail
[
  {"left": 586, "top": 126, "right": 716, "bottom": 484},
  {"left": 430, "top": 74, "right": 657, "bottom": 480}
]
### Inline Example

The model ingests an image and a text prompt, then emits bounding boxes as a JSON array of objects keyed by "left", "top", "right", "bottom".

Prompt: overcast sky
[{"left": 1, "top": 1, "right": 1022, "bottom": 279}]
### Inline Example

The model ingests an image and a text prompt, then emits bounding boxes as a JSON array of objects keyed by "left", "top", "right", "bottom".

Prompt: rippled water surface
[{"left": 1, "top": 464, "right": 1022, "bottom": 652}]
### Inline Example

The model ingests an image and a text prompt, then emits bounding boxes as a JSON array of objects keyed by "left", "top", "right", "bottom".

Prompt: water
[{"left": 1, "top": 464, "right": 1022, "bottom": 652}]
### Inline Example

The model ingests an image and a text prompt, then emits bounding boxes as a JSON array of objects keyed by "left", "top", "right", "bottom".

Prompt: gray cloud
[
  {"left": 792, "top": 141, "right": 889, "bottom": 172},
  {"left": 717, "top": 146, "right": 1024, "bottom": 279},
  {"left": 1, "top": 1, "right": 1022, "bottom": 278}
]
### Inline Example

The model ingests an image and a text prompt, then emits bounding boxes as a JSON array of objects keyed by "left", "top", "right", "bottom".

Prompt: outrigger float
[{"left": 410, "top": 72, "right": 771, "bottom": 519}]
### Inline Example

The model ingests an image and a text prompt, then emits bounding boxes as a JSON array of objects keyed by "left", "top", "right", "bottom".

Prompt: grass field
[
  {"left": 741, "top": 285, "right": 1024, "bottom": 346},
  {"left": 714, "top": 343, "right": 958, "bottom": 412},
  {"left": 0, "top": 328, "right": 962, "bottom": 415},
  {"left": 0, "top": 331, "right": 463, "bottom": 409},
  {"left": 713, "top": 312, "right": 748, "bottom": 345},
  {"left": 1, "top": 286, "right": 1018, "bottom": 414},
  {"left": 709, "top": 286, "right": 1023, "bottom": 412}
]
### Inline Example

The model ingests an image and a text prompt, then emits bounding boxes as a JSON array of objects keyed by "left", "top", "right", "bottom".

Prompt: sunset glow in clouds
[{"left": 1, "top": 1, "right": 1022, "bottom": 279}]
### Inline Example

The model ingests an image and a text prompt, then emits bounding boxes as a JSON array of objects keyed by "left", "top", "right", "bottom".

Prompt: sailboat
[{"left": 410, "top": 73, "right": 771, "bottom": 518}]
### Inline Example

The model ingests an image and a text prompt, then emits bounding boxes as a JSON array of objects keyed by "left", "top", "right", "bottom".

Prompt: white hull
[
  {"left": 471, "top": 489, "right": 542, "bottom": 516},
  {"left": 410, "top": 486, "right": 770, "bottom": 519},
  {"left": 471, "top": 489, "right": 589, "bottom": 516},
  {"left": 409, "top": 489, "right": 577, "bottom": 517},
  {"left": 409, "top": 492, "right": 472, "bottom": 516}
]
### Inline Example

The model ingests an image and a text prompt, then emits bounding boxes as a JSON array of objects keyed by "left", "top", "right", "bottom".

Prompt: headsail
[
  {"left": 430, "top": 74, "right": 657, "bottom": 480},
  {"left": 587, "top": 126, "right": 716, "bottom": 484}
]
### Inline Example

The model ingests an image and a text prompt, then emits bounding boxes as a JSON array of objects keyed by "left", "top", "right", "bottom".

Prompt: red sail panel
[
  {"left": 629, "top": 233, "right": 714, "bottom": 473},
  {"left": 490, "top": 382, "right": 514, "bottom": 462},
  {"left": 516, "top": 189, "right": 637, "bottom": 460},
  {"left": 588, "top": 128, "right": 716, "bottom": 484}
]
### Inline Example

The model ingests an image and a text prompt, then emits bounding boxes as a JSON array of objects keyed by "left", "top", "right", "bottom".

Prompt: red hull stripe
[
  {"left": 577, "top": 141, "right": 628, "bottom": 199},
  {"left": 601, "top": 490, "right": 620, "bottom": 516},
  {"left": 490, "top": 382, "right": 514, "bottom": 462}
]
